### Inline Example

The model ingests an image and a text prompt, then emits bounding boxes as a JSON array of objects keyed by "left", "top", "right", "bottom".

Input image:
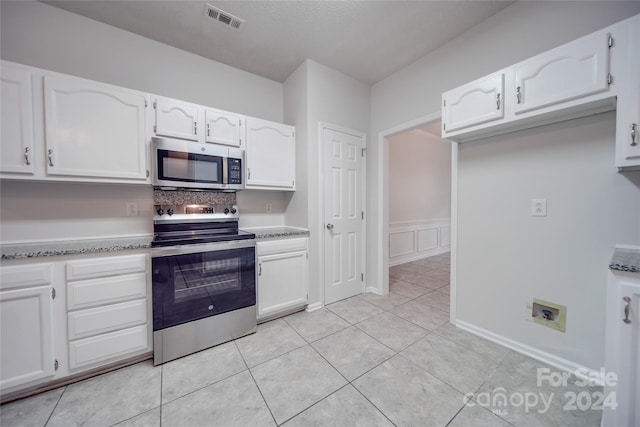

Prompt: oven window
[
  {"left": 158, "top": 149, "right": 222, "bottom": 183},
  {"left": 152, "top": 247, "right": 255, "bottom": 330}
]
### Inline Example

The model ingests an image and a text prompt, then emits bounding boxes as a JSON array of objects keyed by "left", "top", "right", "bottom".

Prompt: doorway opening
[{"left": 376, "top": 111, "right": 457, "bottom": 322}]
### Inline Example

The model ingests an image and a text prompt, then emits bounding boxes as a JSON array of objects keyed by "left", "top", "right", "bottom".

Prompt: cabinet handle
[
  {"left": 496, "top": 93, "right": 501, "bottom": 110},
  {"left": 631, "top": 123, "right": 638, "bottom": 147},
  {"left": 194, "top": 122, "right": 197, "bottom": 136},
  {"left": 516, "top": 86, "right": 522, "bottom": 104},
  {"left": 248, "top": 168, "right": 251, "bottom": 180},
  {"left": 623, "top": 296, "right": 631, "bottom": 324},
  {"left": 24, "top": 147, "right": 31, "bottom": 165},
  {"left": 48, "top": 149, "right": 54, "bottom": 167},
  {"left": 207, "top": 123, "right": 210, "bottom": 137},
  {"left": 258, "top": 263, "right": 262, "bottom": 276}
]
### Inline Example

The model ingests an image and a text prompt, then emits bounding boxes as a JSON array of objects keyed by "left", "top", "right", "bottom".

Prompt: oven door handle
[{"left": 152, "top": 239, "right": 256, "bottom": 257}]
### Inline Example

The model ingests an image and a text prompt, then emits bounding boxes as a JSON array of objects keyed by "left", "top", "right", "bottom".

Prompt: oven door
[{"left": 151, "top": 240, "right": 256, "bottom": 331}]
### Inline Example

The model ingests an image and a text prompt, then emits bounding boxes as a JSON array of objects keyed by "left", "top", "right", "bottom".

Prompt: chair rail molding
[{"left": 389, "top": 218, "right": 451, "bottom": 266}]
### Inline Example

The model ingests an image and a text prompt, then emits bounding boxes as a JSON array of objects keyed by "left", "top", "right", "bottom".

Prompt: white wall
[
  {"left": 389, "top": 129, "right": 451, "bottom": 223},
  {"left": 284, "top": 59, "right": 370, "bottom": 307},
  {"left": 458, "top": 112, "right": 639, "bottom": 369},
  {"left": 369, "top": 1, "right": 640, "bottom": 372},
  {"left": 0, "top": 1, "right": 287, "bottom": 241},
  {"left": 0, "top": 181, "right": 153, "bottom": 242}
]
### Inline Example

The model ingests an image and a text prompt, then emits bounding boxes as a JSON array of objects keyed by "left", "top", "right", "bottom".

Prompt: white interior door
[{"left": 323, "top": 126, "right": 365, "bottom": 305}]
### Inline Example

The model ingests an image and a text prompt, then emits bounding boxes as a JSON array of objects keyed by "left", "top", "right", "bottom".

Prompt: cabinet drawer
[
  {"left": 69, "top": 324, "right": 148, "bottom": 371},
  {"left": 66, "top": 254, "right": 146, "bottom": 281},
  {"left": 0, "top": 263, "right": 53, "bottom": 291},
  {"left": 68, "top": 299, "right": 147, "bottom": 340},
  {"left": 257, "top": 238, "right": 308, "bottom": 256},
  {"left": 67, "top": 272, "right": 147, "bottom": 310}
]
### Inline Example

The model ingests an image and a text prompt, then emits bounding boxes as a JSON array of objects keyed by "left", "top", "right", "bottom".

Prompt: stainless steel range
[{"left": 151, "top": 203, "right": 256, "bottom": 365}]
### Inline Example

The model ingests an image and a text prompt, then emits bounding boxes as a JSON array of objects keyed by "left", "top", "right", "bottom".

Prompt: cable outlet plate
[{"left": 532, "top": 298, "right": 566, "bottom": 332}]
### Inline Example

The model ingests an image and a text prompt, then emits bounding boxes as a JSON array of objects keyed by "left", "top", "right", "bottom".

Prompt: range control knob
[
  {"left": 230, "top": 207, "right": 237, "bottom": 214},
  {"left": 156, "top": 208, "right": 164, "bottom": 216},
  {"left": 224, "top": 208, "right": 230, "bottom": 215},
  {"left": 167, "top": 208, "right": 174, "bottom": 216}
]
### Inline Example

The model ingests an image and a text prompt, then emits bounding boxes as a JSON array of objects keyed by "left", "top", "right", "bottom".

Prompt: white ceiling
[{"left": 43, "top": 1, "right": 514, "bottom": 84}]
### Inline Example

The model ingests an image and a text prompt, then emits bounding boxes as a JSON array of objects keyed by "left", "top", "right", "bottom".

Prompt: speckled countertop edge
[
  {"left": 609, "top": 248, "right": 640, "bottom": 273},
  {"left": 1, "top": 236, "right": 153, "bottom": 260},
  {"left": 244, "top": 227, "right": 310, "bottom": 240}
]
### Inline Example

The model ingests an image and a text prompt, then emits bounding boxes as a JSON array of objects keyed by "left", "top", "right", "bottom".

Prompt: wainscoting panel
[{"left": 389, "top": 219, "right": 451, "bottom": 266}]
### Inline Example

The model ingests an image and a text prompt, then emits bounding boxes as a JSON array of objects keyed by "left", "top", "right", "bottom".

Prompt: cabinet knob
[
  {"left": 623, "top": 296, "right": 631, "bottom": 324},
  {"left": 326, "top": 223, "right": 334, "bottom": 230},
  {"left": 24, "top": 147, "right": 31, "bottom": 166},
  {"left": 631, "top": 123, "right": 638, "bottom": 147}
]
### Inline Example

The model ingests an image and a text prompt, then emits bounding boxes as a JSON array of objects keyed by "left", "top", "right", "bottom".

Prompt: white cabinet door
[
  {"left": 0, "top": 285, "right": 55, "bottom": 390},
  {"left": 44, "top": 75, "right": 148, "bottom": 181},
  {"left": 442, "top": 72, "right": 504, "bottom": 135},
  {"left": 245, "top": 118, "right": 295, "bottom": 190},
  {"left": 616, "top": 18, "right": 640, "bottom": 168},
  {"left": 1, "top": 63, "right": 35, "bottom": 175},
  {"left": 257, "top": 250, "right": 308, "bottom": 320},
  {"left": 257, "top": 238, "right": 308, "bottom": 321},
  {"left": 154, "top": 97, "right": 202, "bottom": 142},
  {"left": 514, "top": 32, "right": 610, "bottom": 115},
  {"left": 205, "top": 108, "right": 243, "bottom": 147},
  {"left": 604, "top": 271, "right": 640, "bottom": 427}
]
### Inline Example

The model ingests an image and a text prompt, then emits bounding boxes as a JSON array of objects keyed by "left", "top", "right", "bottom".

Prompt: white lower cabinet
[
  {"left": 604, "top": 268, "right": 640, "bottom": 427},
  {"left": 0, "top": 252, "right": 151, "bottom": 397},
  {"left": 66, "top": 253, "right": 150, "bottom": 373},
  {"left": 257, "top": 238, "right": 308, "bottom": 322},
  {"left": 0, "top": 263, "right": 56, "bottom": 391}
]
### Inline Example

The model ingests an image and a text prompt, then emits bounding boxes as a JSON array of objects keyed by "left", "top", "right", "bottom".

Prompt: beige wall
[{"left": 389, "top": 130, "right": 451, "bottom": 223}]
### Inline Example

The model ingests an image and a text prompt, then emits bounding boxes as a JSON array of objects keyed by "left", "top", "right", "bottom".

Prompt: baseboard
[
  {"left": 389, "top": 246, "right": 450, "bottom": 267},
  {"left": 455, "top": 320, "right": 605, "bottom": 387},
  {"left": 306, "top": 302, "right": 323, "bottom": 312},
  {"left": 364, "top": 286, "right": 383, "bottom": 295}
]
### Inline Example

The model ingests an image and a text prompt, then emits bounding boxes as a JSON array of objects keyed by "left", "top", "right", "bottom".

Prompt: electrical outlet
[
  {"left": 126, "top": 202, "right": 138, "bottom": 217},
  {"left": 265, "top": 203, "right": 273, "bottom": 213},
  {"left": 531, "top": 198, "right": 547, "bottom": 217}
]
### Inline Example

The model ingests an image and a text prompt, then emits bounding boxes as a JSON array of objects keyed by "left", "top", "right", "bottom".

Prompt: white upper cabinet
[
  {"left": 1, "top": 63, "right": 35, "bottom": 176},
  {"left": 616, "top": 16, "right": 640, "bottom": 169},
  {"left": 442, "top": 72, "right": 505, "bottom": 135},
  {"left": 440, "top": 19, "right": 630, "bottom": 144},
  {"left": 513, "top": 32, "right": 611, "bottom": 115},
  {"left": 153, "top": 96, "right": 202, "bottom": 142},
  {"left": 205, "top": 108, "right": 244, "bottom": 147},
  {"left": 44, "top": 75, "right": 149, "bottom": 181},
  {"left": 245, "top": 117, "right": 295, "bottom": 190}
]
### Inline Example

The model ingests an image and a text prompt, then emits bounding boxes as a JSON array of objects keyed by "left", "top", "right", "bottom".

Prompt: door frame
[
  {"left": 375, "top": 111, "right": 458, "bottom": 324},
  {"left": 318, "top": 122, "right": 367, "bottom": 306}
]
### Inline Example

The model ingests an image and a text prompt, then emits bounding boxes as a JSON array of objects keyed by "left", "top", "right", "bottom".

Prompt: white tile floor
[{"left": 0, "top": 253, "right": 602, "bottom": 426}]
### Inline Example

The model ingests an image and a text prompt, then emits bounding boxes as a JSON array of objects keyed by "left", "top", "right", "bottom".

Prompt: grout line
[
  {"left": 43, "top": 386, "right": 66, "bottom": 426},
  {"left": 234, "top": 341, "right": 278, "bottom": 426},
  {"left": 158, "top": 363, "right": 163, "bottom": 427}
]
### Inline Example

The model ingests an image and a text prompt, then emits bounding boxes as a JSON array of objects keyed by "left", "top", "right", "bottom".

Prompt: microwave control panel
[{"left": 229, "top": 158, "right": 242, "bottom": 184}]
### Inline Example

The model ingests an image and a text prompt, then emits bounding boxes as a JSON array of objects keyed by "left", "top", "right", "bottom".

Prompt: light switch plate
[{"left": 531, "top": 198, "right": 547, "bottom": 217}]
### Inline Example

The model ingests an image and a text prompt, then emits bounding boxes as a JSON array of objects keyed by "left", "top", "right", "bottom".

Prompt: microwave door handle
[{"left": 222, "top": 157, "right": 229, "bottom": 185}]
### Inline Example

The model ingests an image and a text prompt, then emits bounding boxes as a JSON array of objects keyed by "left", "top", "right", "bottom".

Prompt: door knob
[{"left": 326, "top": 223, "right": 334, "bottom": 230}]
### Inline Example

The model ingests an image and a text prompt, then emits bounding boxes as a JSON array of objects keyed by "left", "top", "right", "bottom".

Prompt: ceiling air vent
[{"left": 205, "top": 4, "right": 245, "bottom": 31}]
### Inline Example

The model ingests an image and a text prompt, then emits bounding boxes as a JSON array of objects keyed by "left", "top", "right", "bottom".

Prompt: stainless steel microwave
[{"left": 152, "top": 137, "right": 244, "bottom": 191}]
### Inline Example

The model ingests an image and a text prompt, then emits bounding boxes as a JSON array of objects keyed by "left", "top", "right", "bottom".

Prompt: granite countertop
[
  {"left": 0, "top": 236, "right": 153, "bottom": 260},
  {"left": 609, "top": 247, "right": 640, "bottom": 273},
  {"left": 245, "top": 227, "right": 310, "bottom": 240}
]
